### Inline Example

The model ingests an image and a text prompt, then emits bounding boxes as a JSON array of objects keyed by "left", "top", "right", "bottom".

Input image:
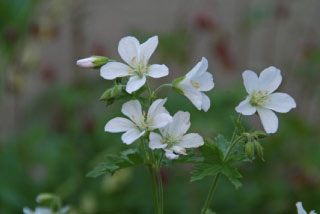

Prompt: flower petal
[
  {"left": 23, "top": 208, "right": 33, "bottom": 214},
  {"left": 179, "top": 133, "right": 204, "bottom": 148},
  {"left": 149, "top": 113, "right": 172, "bottom": 130},
  {"left": 235, "top": 97, "right": 256, "bottom": 115},
  {"left": 296, "top": 202, "right": 307, "bottom": 214},
  {"left": 149, "top": 132, "right": 167, "bottom": 150},
  {"left": 140, "top": 35, "right": 158, "bottom": 65},
  {"left": 172, "top": 146, "right": 187, "bottom": 155},
  {"left": 100, "top": 62, "right": 130, "bottom": 80},
  {"left": 121, "top": 129, "right": 145, "bottom": 145},
  {"left": 201, "top": 93, "right": 211, "bottom": 112},
  {"left": 163, "top": 111, "right": 190, "bottom": 136},
  {"left": 104, "top": 117, "right": 135, "bottom": 133},
  {"left": 126, "top": 75, "right": 146, "bottom": 94},
  {"left": 186, "top": 57, "right": 208, "bottom": 79},
  {"left": 165, "top": 149, "right": 179, "bottom": 159},
  {"left": 179, "top": 82, "right": 203, "bottom": 110},
  {"left": 242, "top": 70, "right": 259, "bottom": 94},
  {"left": 147, "top": 64, "right": 169, "bottom": 78},
  {"left": 192, "top": 71, "right": 214, "bottom": 92},
  {"left": 121, "top": 100, "right": 143, "bottom": 126},
  {"left": 257, "top": 107, "right": 279, "bottom": 134},
  {"left": 258, "top": 66, "right": 282, "bottom": 93},
  {"left": 147, "top": 98, "right": 169, "bottom": 121},
  {"left": 263, "top": 92, "right": 296, "bottom": 113},
  {"left": 118, "top": 36, "right": 140, "bottom": 66}
]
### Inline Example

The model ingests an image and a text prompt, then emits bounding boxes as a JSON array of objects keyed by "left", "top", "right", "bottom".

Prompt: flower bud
[
  {"left": 253, "top": 130, "right": 268, "bottom": 139},
  {"left": 100, "top": 85, "right": 124, "bottom": 101},
  {"left": 253, "top": 140, "right": 264, "bottom": 160},
  {"left": 76, "top": 56, "right": 108, "bottom": 68},
  {"left": 245, "top": 141, "right": 255, "bottom": 160},
  {"left": 36, "top": 193, "right": 55, "bottom": 203}
]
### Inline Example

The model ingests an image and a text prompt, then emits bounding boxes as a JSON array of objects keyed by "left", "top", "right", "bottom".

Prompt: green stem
[
  {"left": 152, "top": 83, "right": 172, "bottom": 99},
  {"left": 201, "top": 115, "right": 243, "bottom": 214},
  {"left": 157, "top": 151, "right": 165, "bottom": 214},
  {"left": 148, "top": 165, "right": 160, "bottom": 214}
]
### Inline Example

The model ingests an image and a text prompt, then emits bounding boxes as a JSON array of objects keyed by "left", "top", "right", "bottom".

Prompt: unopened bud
[
  {"left": 253, "top": 130, "right": 268, "bottom": 139},
  {"left": 100, "top": 85, "right": 124, "bottom": 101},
  {"left": 253, "top": 140, "right": 264, "bottom": 160},
  {"left": 76, "top": 56, "right": 108, "bottom": 68},
  {"left": 36, "top": 193, "right": 54, "bottom": 203},
  {"left": 245, "top": 141, "right": 255, "bottom": 160}
]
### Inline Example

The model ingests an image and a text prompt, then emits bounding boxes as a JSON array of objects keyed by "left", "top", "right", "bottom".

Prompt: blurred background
[{"left": 1, "top": 0, "right": 320, "bottom": 213}]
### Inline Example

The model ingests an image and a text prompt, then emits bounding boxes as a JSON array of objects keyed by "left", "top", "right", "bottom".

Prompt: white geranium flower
[
  {"left": 23, "top": 206, "right": 69, "bottom": 214},
  {"left": 105, "top": 99, "right": 172, "bottom": 145},
  {"left": 235, "top": 66, "right": 296, "bottom": 134},
  {"left": 149, "top": 111, "right": 204, "bottom": 159},
  {"left": 175, "top": 57, "right": 214, "bottom": 112},
  {"left": 100, "top": 36, "right": 169, "bottom": 94},
  {"left": 296, "top": 202, "right": 317, "bottom": 214}
]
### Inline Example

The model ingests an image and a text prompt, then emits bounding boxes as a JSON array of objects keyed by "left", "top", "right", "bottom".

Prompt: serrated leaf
[
  {"left": 215, "top": 134, "right": 230, "bottom": 156},
  {"left": 198, "top": 140, "right": 224, "bottom": 164},
  {"left": 87, "top": 149, "right": 143, "bottom": 178},
  {"left": 190, "top": 163, "right": 223, "bottom": 182},
  {"left": 220, "top": 162, "right": 242, "bottom": 189}
]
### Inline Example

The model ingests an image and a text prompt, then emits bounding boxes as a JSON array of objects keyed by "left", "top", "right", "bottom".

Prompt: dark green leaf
[{"left": 232, "top": 117, "right": 245, "bottom": 133}]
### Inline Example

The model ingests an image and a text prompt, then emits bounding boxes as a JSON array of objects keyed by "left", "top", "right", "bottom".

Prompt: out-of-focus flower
[
  {"left": 215, "top": 37, "right": 235, "bottom": 69},
  {"left": 296, "top": 202, "right": 317, "bottom": 214},
  {"left": 100, "top": 36, "right": 169, "bottom": 94},
  {"left": 105, "top": 99, "right": 172, "bottom": 145},
  {"left": 149, "top": 111, "right": 204, "bottom": 159},
  {"left": 235, "top": 66, "right": 296, "bottom": 133},
  {"left": 76, "top": 56, "right": 108, "bottom": 68},
  {"left": 23, "top": 206, "right": 69, "bottom": 214},
  {"left": 194, "top": 12, "right": 215, "bottom": 31},
  {"left": 173, "top": 57, "right": 214, "bottom": 112}
]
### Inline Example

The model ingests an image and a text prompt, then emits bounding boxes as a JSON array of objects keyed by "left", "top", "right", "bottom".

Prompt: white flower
[
  {"left": 176, "top": 57, "right": 214, "bottom": 112},
  {"left": 100, "top": 36, "right": 169, "bottom": 94},
  {"left": 149, "top": 111, "right": 204, "bottom": 159},
  {"left": 235, "top": 66, "right": 296, "bottom": 134},
  {"left": 296, "top": 202, "right": 317, "bottom": 214},
  {"left": 76, "top": 56, "right": 108, "bottom": 68},
  {"left": 23, "top": 206, "right": 69, "bottom": 214},
  {"left": 105, "top": 99, "right": 172, "bottom": 145}
]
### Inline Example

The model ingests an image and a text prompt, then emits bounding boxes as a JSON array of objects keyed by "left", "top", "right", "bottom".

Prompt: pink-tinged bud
[
  {"left": 76, "top": 57, "right": 95, "bottom": 68},
  {"left": 76, "top": 56, "right": 109, "bottom": 68}
]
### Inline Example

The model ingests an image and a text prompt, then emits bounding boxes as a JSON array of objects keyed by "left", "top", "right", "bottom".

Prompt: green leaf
[
  {"left": 215, "top": 134, "right": 230, "bottom": 156},
  {"left": 190, "top": 163, "right": 223, "bottom": 182},
  {"left": 220, "top": 161, "right": 242, "bottom": 189},
  {"left": 87, "top": 149, "right": 143, "bottom": 178}
]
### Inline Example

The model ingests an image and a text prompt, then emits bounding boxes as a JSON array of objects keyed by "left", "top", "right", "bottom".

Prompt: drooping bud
[
  {"left": 36, "top": 193, "right": 55, "bottom": 203},
  {"left": 100, "top": 85, "right": 124, "bottom": 101},
  {"left": 253, "top": 140, "right": 264, "bottom": 160},
  {"left": 253, "top": 130, "right": 268, "bottom": 139},
  {"left": 245, "top": 141, "right": 255, "bottom": 160},
  {"left": 76, "top": 56, "right": 108, "bottom": 68}
]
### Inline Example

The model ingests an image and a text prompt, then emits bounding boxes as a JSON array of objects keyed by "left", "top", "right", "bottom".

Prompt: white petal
[
  {"left": 61, "top": 206, "right": 70, "bottom": 213},
  {"left": 242, "top": 70, "right": 259, "bottom": 94},
  {"left": 257, "top": 108, "right": 279, "bottom": 134},
  {"left": 149, "top": 113, "right": 173, "bottom": 130},
  {"left": 100, "top": 62, "right": 130, "bottom": 80},
  {"left": 179, "top": 133, "right": 204, "bottom": 148},
  {"left": 186, "top": 57, "right": 208, "bottom": 79},
  {"left": 172, "top": 146, "right": 187, "bottom": 155},
  {"left": 201, "top": 93, "right": 211, "bottom": 112},
  {"left": 179, "top": 82, "right": 203, "bottom": 110},
  {"left": 140, "top": 35, "right": 158, "bottom": 65},
  {"left": 23, "top": 208, "right": 33, "bottom": 214},
  {"left": 104, "top": 117, "right": 135, "bottom": 133},
  {"left": 263, "top": 92, "right": 296, "bottom": 113},
  {"left": 310, "top": 211, "right": 317, "bottom": 214},
  {"left": 163, "top": 111, "right": 190, "bottom": 136},
  {"left": 165, "top": 149, "right": 179, "bottom": 159},
  {"left": 121, "top": 129, "right": 145, "bottom": 145},
  {"left": 258, "top": 66, "right": 282, "bottom": 93},
  {"left": 149, "top": 132, "right": 167, "bottom": 150},
  {"left": 118, "top": 36, "right": 140, "bottom": 66},
  {"left": 147, "top": 64, "right": 169, "bottom": 78},
  {"left": 147, "top": 98, "right": 169, "bottom": 121},
  {"left": 235, "top": 97, "right": 256, "bottom": 115},
  {"left": 192, "top": 72, "right": 214, "bottom": 92},
  {"left": 296, "top": 202, "right": 307, "bottom": 214},
  {"left": 126, "top": 75, "right": 146, "bottom": 94},
  {"left": 35, "top": 207, "right": 52, "bottom": 214},
  {"left": 121, "top": 100, "right": 143, "bottom": 126}
]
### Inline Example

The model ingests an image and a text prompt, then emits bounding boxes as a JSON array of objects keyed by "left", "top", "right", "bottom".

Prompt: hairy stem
[{"left": 201, "top": 115, "right": 243, "bottom": 214}]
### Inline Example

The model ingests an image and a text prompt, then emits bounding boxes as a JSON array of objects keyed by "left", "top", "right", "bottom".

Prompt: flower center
[
  {"left": 190, "top": 80, "right": 200, "bottom": 89},
  {"left": 161, "top": 133, "right": 180, "bottom": 148},
  {"left": 129, "top": 57, "right": 149, "bottom": 78},
  {"left": 132, "top": 112, "right": 153, "bottom": 131},
  {"left": 250, "top": 90, "right": 270, "bottom": 106}
]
